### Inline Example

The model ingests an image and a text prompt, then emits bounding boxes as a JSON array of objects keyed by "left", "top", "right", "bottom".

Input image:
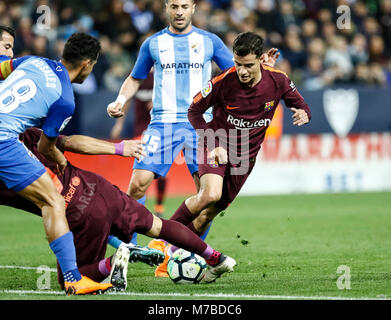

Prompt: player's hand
[
  {"left": 261, "top": 48, "right": 280, "bottom": 68},
  {"left": 123, "top": 140, "right": 146, "bottom": 160},
  {"left": 107, "top": 101, "right": 124, "bottom": 118},
  {"left": 55, "top": 158, "right": 68, "bottom": 175},
  {"left": 208, "top": 146, "right": 228, "bottom": 165},
  {"left": 291, "top": 108, "right": 309, "bottom": 126}
]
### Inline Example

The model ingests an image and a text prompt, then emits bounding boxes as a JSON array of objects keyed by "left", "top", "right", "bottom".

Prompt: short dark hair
[
  {"left": 62, "top": 33, "right": 101, "bottom": 67},
  {"left": 233, "top": 32, "right": 264, "bottom": 58},
  {"left": 0, "top": 25, "right": 16, "bottom": 40}
]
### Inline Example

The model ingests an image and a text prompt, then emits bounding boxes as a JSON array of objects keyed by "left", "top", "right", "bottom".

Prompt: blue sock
[
  {"left": 200, "top": 222, "right": 212, "bottom": 241},
  {"left": 108, "top": 235, "right": 123, "bottom": 249},
  {"left": 49, "top": 232, "right": 81, "bottom": 282},
  {"left": 131, "top": 195, "right": 147, "bottom": 245}
]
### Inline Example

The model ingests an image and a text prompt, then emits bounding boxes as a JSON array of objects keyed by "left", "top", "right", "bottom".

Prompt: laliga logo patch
[
  {"left": 264, "top": 100, "right": 275, "bottom": 111},
  {"left": 201, "top": 81, "right": 212, "bottom": 98},
  {"left": 323, "top": 89, "right": 359, "bottom": 137},
  {"left": 59, "top": 116, "right": 72, "bottom": 132}
]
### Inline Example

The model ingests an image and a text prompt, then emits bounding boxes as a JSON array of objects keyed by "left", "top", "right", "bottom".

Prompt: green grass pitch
[{"left": 0, "top": 192, "right": 390, "bottom": 300}]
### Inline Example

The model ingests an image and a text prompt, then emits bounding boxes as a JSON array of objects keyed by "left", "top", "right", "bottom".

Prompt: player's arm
[
  {"left": 37, "top": 133, "right": 68, "bottom": 175},
  {"left": 188, "top": 81, "right": 217, "bottom": 131},
  {"left": 281, "top": 75, "right": 311, "bottom": 127},
  {"left": 211, "top": 34, "right": 234, "bottom": 70},
  {"left": 107, "top": 38, "right": 153, "bottom": 119},
  {"left": 107, "top": 75, "right": 143, "bottom": 118},
  {"left": 58, "top": 135, "right": 146, "bottom": 160}
]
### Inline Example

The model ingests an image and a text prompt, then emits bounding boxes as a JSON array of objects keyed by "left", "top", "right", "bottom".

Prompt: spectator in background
[
  {"left": 301, "top": 18, "right": 318, "bottom": 46},
  {"left": 302, "top": 54, "right": 336, "bottom": 90},
  {"left": 349, "top": 33, "right": 369, "bottom": 65},
  {"left": 379, "top": 0, "right": 391, "bottom": 54},
  {"left": 369, "top": 34, "right": 389, "bottom": 64},
  {"left": 124, "top": 0, "right": 154, "bottom": 34},
  {"left": 283, "top": 29, "right": 307, "bottom": 70},
  {"left": 229, "top": 0, "right": 251, "bottom": 30},
  {"left": 324, "top": 35, "right": 354, "bottom": 82}
]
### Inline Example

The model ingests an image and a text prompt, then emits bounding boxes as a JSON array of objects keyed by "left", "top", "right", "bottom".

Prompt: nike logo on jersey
[
  {"left": 226, "top": 105, "right": 240, "bottom": 110},
  {"left": 160, "top": 49, "right": 169, "bottom": 53}
]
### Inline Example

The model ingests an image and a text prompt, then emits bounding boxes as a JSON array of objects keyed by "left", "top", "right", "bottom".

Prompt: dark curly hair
[
  {"left": 62, "top": 33, "right": 101, "bottom": 67},
  {"left": 233, "top": 32, "right": 264, "bottom": 58},
  {"left": 0, "top": 25, "right": 16, "bottom": 40}
]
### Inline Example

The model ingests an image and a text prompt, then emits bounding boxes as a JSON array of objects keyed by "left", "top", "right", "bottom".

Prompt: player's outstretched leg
[{"left": 146, "top": 215, "right": 236, "bottom": 282}]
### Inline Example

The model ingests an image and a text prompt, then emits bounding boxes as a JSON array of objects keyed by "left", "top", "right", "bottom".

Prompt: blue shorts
[
  {"left": 0, "top": 138, "right": 46, "bottom": 191},
  {"left": 133, "top": 122, "right": 198, "bottom": 178}
]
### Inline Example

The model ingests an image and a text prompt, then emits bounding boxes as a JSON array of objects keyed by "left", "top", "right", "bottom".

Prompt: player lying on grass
[
  {"left": 154, "top": 32, "right": 312, "bottom": 278},
  {"left": 0, "top": 128, "right": 237, "bottom": 290}
]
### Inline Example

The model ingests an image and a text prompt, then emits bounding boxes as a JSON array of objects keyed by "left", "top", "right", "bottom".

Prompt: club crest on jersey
[
  {"left": 208, "top": 159, "right": 219, "bottom": 168},
  {"left": 191, "top": 42, "right": 202, "bottom": 54},
  {"left": 264, "top": 100, "right": 275, "bottom": 111},
  {"left": 201, "top": 81, "right": 212, "bottom": 98}
]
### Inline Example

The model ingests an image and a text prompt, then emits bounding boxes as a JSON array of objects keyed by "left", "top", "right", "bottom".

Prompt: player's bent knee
[
  {"left": 129, "top": 184, "right": 146, "bottom": 200},
  {"left": 198, "top": 190, "right": 222, "bottom": 207}
]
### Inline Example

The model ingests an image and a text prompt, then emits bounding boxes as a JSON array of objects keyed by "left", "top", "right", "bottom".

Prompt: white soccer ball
[{"left": 167, "top": 249, "right": 207, "bottom": 284}]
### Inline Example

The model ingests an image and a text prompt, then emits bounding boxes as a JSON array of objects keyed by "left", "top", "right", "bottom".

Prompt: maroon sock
[
  {"left": 78, "top": 260, "right": 109, "bottom": 283},
  {"left": 186, "top": 221, "right": 203, "bottom": 237},
  {"left": 158, "top": 219, "right": 207, "bottom": 256},
  {"left": 170, "top": 200, "right": 199, "bottom": 225}
]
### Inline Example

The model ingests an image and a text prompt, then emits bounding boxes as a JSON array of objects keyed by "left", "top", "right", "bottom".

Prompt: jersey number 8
[{"left": 0, "top": 70, "right": 38, "bottom": 114}]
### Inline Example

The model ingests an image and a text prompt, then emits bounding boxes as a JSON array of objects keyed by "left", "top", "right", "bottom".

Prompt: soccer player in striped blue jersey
[
  {"left": 0, "top": 33, "right": 113, "bottom": 295},
  {"left": 108, "top": 0, "right": 233, "bottom": 198},
  {"left": 107, "top": 0, "right": 233, "bottom": 274}
]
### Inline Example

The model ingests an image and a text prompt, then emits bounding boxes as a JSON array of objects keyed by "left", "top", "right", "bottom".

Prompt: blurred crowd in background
[{"left": 1, "top": 0, "right": 391, "bottom": 92}]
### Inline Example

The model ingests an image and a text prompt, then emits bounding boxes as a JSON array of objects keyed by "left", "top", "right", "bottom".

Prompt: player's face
[
  {"left": 0, "top": 31, "right": 14, "bottom": 58},
  {"left": 234, "top": 53, "right": 262, "bottom": 87},
  {"left": 73, "top": 59, "right": 97, "bottom": 84},
  {"left": 166, "top": 0, "right": 195, "bottom": 34}
]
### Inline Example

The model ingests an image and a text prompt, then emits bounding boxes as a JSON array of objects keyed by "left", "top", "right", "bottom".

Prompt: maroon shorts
[{"left": 197, "top": 144, "right": 256, "bottom": 210}]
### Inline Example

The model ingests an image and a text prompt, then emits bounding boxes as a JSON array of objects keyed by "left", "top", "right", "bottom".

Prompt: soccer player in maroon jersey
[
  {"left": 0, "top": 128, "right": 236, "bottom": 289},
  {"left": 169, "top": 32, "right": 311, "bottom": 251}
]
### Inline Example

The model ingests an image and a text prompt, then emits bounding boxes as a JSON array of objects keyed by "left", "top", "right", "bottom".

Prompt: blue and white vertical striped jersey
[
  {"left": 0, "top": 56, "right": 74, "bottom": 141},
  {"left": 131, "top": 27, "right": 234, "bottom": 124}
]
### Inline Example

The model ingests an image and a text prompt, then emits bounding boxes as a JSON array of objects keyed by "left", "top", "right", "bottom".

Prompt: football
[{"left": 167, "top": 249, "right": 207, "bottom": 284}]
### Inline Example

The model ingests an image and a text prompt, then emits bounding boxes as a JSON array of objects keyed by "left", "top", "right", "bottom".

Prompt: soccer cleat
[
  {"left": 147, "top": 239, "right": 166, "bottom": 252},
  {"left": 203, "top": 255, "right": 237, "bottom": 283},
  {"left": 109, "top": 245, "right": 130, "bottom": 291},
  {"left": 123, "top": 243, "right": 165, "bottom": 266},
  {"left": 153, "top": 244, "right": 172, "bottom": 278},
  {"left": 64, "top": 275, "right": 113, "bottom": 295}
]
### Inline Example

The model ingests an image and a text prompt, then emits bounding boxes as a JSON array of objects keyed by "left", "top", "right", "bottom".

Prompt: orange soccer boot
[{"left": 64, "top": 275, "right": 113, "bottom": 295}]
